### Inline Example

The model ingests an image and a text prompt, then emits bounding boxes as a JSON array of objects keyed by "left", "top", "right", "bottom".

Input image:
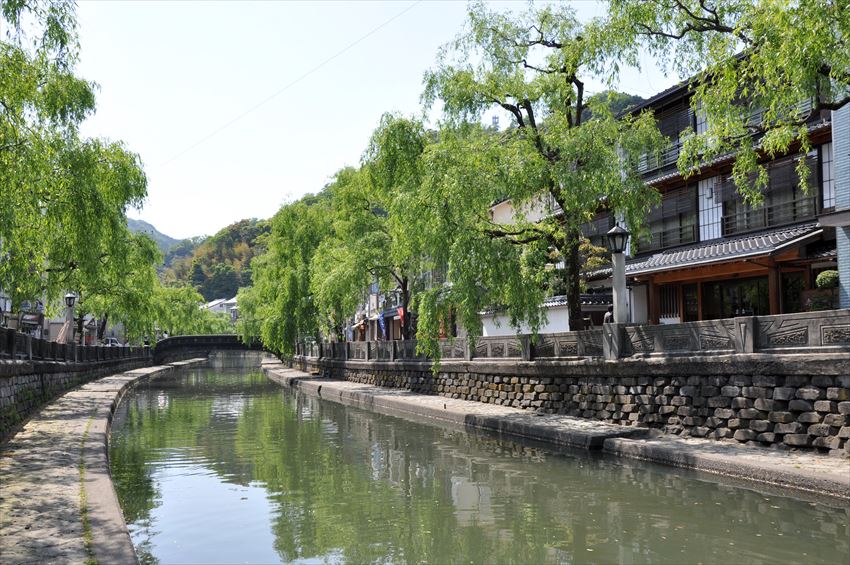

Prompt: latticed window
[
  {"left": 580, "top": 211, "right": 614, "bottom": 249},
  {"left": 721, "top": 152, "right": 817, "bottom": 236},
  {"left": 636, "top": 185, "right": 698, "bottom": 253},
  {"left": 659, "top": 285, "right": 679, "bottom": 320}
]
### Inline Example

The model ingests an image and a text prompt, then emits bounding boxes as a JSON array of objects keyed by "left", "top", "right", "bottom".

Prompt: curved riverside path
[
  {"left": 0, "top": 358, "right": 206, "bottom": 565},
  {"left": 263, "top": 360, "right": 850, "bottom": 501}
]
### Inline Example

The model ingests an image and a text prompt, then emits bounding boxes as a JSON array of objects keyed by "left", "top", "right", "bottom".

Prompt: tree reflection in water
[{"left": 110, "top": 369, "right": 850, "bottom": 565}]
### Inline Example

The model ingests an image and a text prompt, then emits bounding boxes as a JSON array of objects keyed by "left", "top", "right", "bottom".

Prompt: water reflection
[{"left": 109, "top": 369, "right": 850, "bottom": 565}]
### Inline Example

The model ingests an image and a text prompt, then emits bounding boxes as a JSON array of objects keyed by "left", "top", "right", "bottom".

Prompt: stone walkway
[
  {"left": 263, "top": 361, "right": 850, "bottom": 500},
  {"left": 0, "top": 359, "right": 206, "bottom": 565}
]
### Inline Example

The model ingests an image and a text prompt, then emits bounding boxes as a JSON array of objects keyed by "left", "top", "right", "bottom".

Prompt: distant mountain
[{"left": 127, "top": 218, "right": 181, "bottom": 253}]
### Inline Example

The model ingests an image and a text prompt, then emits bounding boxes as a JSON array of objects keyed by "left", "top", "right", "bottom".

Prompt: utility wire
[{"left": 158, "top": 0, "right": 422, "bottom": 168}]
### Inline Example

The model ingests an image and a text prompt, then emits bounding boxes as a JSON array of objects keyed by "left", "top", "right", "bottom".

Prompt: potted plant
[{"left": 805, "top": 270, "right": 839, "bottom": 311}]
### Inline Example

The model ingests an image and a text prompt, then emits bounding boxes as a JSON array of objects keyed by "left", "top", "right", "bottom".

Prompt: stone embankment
[
  {"left": 0, "top": 354, "right": 153, "bottom": 442},
  {"left": 270, "top": 360, "right": 850, "bottom": 499},
  {"left": 297, "top": 353, "right": 850, "bottom": 456},
  {"left": 0, "top": 359, "right": 206, "bottom": 565}
]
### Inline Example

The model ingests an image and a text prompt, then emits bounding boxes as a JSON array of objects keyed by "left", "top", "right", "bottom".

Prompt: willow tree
[
  {"left": 1, "top": 0, "right": 149, "bottom": 310},
  {"left": 607, "top": 0, "right": 850, "bottom": 201},
  {"left": 311, "top": 115, "right": 428, "bottom": 340},
  {"left": 240, "top": 192, "right": 332, "bottom": 355},
  {"left": 419, "top": 2, "right": 664, "bottom": 339}
]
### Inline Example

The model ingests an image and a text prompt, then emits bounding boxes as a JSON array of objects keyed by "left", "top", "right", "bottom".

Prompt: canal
[{"left": 109, "top": 367, "right": 850, "bottom": 564}]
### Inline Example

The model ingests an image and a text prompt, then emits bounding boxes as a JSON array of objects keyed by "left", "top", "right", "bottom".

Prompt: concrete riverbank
[
  {"left": 263, "top": 360, "right": 850, "bottom": 500},
  {"left": 0, "top": 358, "right": 206, "bottom": 565}
]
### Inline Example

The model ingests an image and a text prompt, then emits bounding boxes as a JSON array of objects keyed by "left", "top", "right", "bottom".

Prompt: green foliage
[
  {"left": 607, "top": 0, "right": 850, "bottom": 204},
  {"left": 162, "top": 219, "right": 269, "bottom": 300},
  {"left": 815, "top": 270, "right": 839, "bottom": 290},
  {"left": 417, "top": 1, "right": 665, "bottom": 356},
  {"left": 1, "top": 0, "right": 151, "bottom": 323},
  {"left": 151, "top": 284, "right": 233, "bottom": 337},
  {"left": 241, "top": 193, "right": 332, "bottom": 355},
  {"left": 310, "top": 115, "right": 428, "bottom": 340}
]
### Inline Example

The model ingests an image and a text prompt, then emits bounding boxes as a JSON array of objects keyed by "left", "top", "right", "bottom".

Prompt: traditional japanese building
[{"left": 586, "top": 82, "right": 842, "bottom": 324}]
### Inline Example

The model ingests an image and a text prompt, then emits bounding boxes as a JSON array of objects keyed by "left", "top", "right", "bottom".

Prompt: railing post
[
  {"left": 603, "top": 323, "right": 626, "bottom": 360},
  {"left": 366, "top": 341, "right": 371, "bottom": 361},
  {"left": 9, "top": 330, "right": 17, "bottom": 360},
  {"left": 733, "top": 316, "right": 756, "bottom": 353},
  {"left": 390, "top": 340, "right": 396, "bottom": 361},
  {"left": 521, "top": 335, "right": 531, "bottom": 361}
]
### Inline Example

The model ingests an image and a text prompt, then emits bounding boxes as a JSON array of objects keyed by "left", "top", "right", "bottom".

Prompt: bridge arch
[{"left": 153, "top": 334, "right": 262, "bottom": 364}]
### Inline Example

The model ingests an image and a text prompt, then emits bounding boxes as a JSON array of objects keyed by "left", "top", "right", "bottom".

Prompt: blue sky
[{"left": 76, "top": 0, "right": 677, "bottom": 239}]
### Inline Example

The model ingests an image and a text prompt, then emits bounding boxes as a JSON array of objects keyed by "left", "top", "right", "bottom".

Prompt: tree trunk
[
  {"left": 562, "top": 224, "right": 585, "bottom": 331},
  {"left": 76, "top": 316, "right": 85, "bottom": 345},
  {"left": 97, "top": 314, "right": 108, "bottom": 340},
  {"left": 400, "top": 277, "right": 411, "bottom": 340}
]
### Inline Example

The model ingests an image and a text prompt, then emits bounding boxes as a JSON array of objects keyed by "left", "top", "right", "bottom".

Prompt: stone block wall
[
  {"left": 297, "top": 355, "right": 850, "bottom": 456},
  {"left": 0, "top": 358, "right": 151, "bottom": 441}
]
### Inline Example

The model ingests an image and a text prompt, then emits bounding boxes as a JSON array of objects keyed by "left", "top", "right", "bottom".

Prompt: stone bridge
[{"left": 152, "top": 334, "right": 263, "bottom": 364}]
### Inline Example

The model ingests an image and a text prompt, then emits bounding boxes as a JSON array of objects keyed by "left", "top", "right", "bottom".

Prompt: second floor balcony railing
[
  {"left": 637, "top": 223, "right": 698, "bottom": 253},
  {"left": 637, "top": 140, "right": 682, "bottom": 174},
  {"left": 723, "top": 196, "right": 816, "bottom": 236}
]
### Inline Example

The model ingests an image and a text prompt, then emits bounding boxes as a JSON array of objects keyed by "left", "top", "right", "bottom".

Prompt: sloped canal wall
[{"left": 295, "top": 353, "right": 850, "bottom": 456}]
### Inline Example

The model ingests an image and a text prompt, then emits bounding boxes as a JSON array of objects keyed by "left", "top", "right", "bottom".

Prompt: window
[
  {"left": 637, "top": 99, "right": 695, "bottom": 174},
  {"left": 580, "top": 211, "right": 614, "bottom": 249},
  {"left": 721, "top": 152, "right": 817, "bottom": 235},
  {"left": 659, "top": 285, "right": 679, "bottom": 320},
  {"left": 637, "top": 185, "right": 698, "bottom": 252},
  {"left": 821, "top": 143, "right": 835, "bottom": 209},
  {"left": 702, "top": 277, "right": 769, "bottom": 319}
]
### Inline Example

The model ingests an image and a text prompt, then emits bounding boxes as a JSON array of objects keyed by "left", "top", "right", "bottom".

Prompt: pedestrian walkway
[
  {"left": 0, "top": 359, "right": 206, "bottom": 564},
  {"left": 263, "top": 360, "right": 850, "bottom": 500}
]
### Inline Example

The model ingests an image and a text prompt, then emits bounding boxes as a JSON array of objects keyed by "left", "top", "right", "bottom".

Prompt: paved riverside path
[
  {"left": 0, "top": 359, "right": 206, "bottom": 565},
  {"left": 263, "top": 361, "right": 850, "bottom": 500}
]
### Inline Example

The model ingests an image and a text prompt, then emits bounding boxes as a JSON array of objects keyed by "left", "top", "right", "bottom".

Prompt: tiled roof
[
  {"left": 585, "top": 223, "right": 822, "bottom": 280},
  {"left": 805, "top": 241, "right": 837, "bottom": 260},
  {"left": 626, "top": 223, "right": 822, "bottom": 276},
  {"left": 579, "top": 293, "right": 612, "bottom": 306},
  {"left": 482, "top": 293, "right": 609, "bottom": 315}
]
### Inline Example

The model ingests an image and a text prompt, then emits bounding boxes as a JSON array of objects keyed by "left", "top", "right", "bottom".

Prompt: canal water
[{"left": 109, "top": 368, "right": 849, "bottom": 564}]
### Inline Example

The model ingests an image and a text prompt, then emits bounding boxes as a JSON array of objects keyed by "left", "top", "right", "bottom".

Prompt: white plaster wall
[
  {"left": 490, "top": 200, "right": 516, "bottom": 225},
  {"left": 630, "top": 285, "right": 649, "bottom": 324},
  {"left": 481, "top": 305, "right": 570, "bottom": 336}
]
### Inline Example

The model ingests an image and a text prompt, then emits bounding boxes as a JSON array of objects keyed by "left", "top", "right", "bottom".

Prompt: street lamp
[
  {"left": 64, "top": 292, "right": 77, "bottom": 344},
  {"left": 606, "top": 224, "right": 631, "bottom": 324}
]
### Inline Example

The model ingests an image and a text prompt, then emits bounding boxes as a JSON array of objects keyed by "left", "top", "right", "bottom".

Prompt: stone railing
[
  {"left": 298, "top": 309, "right": 850, "bottom": 363},
  {"left": 616, "top": 309, "right": 850, "bottom": 358},
  {"left": 152, "top": 334, "right": 261, "bottom": 364},
  {"left": 0, "top": 327, "right": 151, "bottom": 363}
]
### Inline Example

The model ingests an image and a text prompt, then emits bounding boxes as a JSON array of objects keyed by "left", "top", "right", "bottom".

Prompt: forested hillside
[{"left": 162, "top": 219, "right": 270, "bottom": 301}]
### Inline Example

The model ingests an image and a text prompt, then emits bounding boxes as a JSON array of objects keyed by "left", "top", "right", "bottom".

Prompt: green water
[{"left": 109, "top": 369, "right": 849, "bottom": 565}]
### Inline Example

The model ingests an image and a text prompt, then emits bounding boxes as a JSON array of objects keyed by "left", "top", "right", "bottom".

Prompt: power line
[{"left": 158, "top": 0, "right": 422, "bottom": 168}]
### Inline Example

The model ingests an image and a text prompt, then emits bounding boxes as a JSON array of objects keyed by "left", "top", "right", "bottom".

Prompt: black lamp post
[{"left": 606, "top": 224, "right": 631, "bottom": 323}]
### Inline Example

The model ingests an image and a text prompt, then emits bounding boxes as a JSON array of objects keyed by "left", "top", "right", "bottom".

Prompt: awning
[
  {"left": 626, "top": 223, "right": 822, "bottom": 277},
  {"left": 587, "top": 223, "right": 823, "bottom": 281},
  {"left": 20, "top": 313, "right": 42, "bottom": 326}
]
